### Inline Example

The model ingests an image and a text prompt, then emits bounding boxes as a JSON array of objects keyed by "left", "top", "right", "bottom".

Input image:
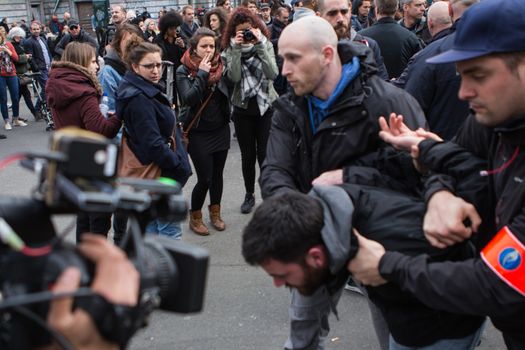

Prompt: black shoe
[
  {"left": 0, "top": 134, "right": 5, "bottom": 139},
  {"left": 34, "top": 110, "right": 43, "bottom": 121},
  {"left": 240, "top": 193, "right": 255, "bottom": 214}
]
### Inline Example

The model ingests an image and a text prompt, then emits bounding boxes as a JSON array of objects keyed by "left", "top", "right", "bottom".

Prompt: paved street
[{"left": 0, "top": 102, "right": 505, "bottom": 349}]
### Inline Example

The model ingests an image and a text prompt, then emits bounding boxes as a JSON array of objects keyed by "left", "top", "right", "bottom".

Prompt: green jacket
[{"left": 221, "top": 38, "right": 279, "bottom": 110}]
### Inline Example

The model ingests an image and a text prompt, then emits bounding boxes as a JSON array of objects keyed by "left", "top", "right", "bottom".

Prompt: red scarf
[{"left": 180, "top": 49, "right": 223, "bottom": 87}]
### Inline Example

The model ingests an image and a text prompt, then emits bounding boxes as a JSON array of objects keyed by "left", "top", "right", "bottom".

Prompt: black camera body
[
  {"left": 242, "top": 28, "right": 256, "bottom": 42},
  {"left": 0, "top": 128, "right": 209, "bottom": 349}
]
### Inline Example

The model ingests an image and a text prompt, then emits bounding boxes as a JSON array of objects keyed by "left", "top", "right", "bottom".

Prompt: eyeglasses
[
  {"left": 325, "top": 8, "right": 350, "bottom": 16},
  {"left": 70, "top": 25, "right": 79, "bottom": 30},
  {"left": 139, "top": 62, "right": 163, "bottom": 71}
]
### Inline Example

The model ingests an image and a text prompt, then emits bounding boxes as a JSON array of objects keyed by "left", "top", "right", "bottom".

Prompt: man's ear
[
  {"left": 305, "top": 245, "right": 328, "bottom": 269},
  {"left": 321, "top": 45, "right": 335, "bottom": 66}
]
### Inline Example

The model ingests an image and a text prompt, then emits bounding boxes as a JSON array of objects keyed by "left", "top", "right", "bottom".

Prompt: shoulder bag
[
  {"left": 181, "top": 90, "right": 215, "bottom": 149},
  {"left": 118, "top": 132, "right": 175, "bottom": 179}
]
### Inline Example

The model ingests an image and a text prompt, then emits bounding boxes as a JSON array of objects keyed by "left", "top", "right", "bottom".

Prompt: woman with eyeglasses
[
  {"left": 176, "top": 28, "right": 230, "bottom": 236},
  {"left": 117, "top": 42, "right": 191, "bottom": 240},
  {"left": 221, "top": 8, "right": 278, "bottom": 214},
  {"left": 46, "top": 42, "right": 122, "bottom": 241}
]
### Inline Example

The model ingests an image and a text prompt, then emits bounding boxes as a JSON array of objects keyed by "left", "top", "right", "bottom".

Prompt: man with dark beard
[
  {"left": 243, "top": 186, "right": 485, "bottom": 350},
  {"left": 318, "top": 0, "right": 389, "bottom": 80}
]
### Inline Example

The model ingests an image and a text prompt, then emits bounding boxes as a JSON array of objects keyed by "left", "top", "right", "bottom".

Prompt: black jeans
[
  {"left": 76, "top": 212, "right": 111, "bottom": 242},
  {"left": 190, "top": 149, "right": 228, "bottom": 211},
  {"left": 19, "top": 82, "right": 35, "bottom": 115},
  {"left": 232, "top": 107, "right": 272, "bottom": 194}
]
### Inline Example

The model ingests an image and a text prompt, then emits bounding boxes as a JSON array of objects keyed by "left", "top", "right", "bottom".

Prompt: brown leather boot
[
  {"left": 189, "top": 210, "right": 209, "bottom": 236},
  {"left": 208, "top": 204, "right": 226, "bottom": 231}
]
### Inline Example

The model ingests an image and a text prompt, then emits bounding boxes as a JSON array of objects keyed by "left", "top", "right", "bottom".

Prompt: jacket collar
[
  {"left": 375, "top": 17, "right": 397, "bottom": 25},
  {"left": 50, "top": 60, "right": 103, "bottom": 95},
  {"left": 121, "top": 71, "right": 170, "bottom": 105},
  {"left": 494, "top": 115, "right": 525, "bottom": 145}
]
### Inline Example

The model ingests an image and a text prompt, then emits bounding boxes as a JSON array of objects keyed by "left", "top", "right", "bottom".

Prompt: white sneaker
[
  {"left": 13, "top": 119, "right": 28, "bottom": 127},
  {"left": 4, "top": 122, "right": 12, "bottom": 130}
]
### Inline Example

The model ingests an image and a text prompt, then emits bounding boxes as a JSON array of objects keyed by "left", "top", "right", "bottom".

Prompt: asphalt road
[{"left": 0, "top": 103, "right": 505, "bottom": 350}]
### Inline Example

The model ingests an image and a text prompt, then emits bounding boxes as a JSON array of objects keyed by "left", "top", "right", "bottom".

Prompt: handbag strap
[{"left": 183, "top": 89, "right": 215, "bottom": 133}]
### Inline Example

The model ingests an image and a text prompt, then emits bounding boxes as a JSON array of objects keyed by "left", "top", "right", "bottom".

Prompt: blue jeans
[
  {"left": 0, "top": 75, "right": 19, "bottom": 120},
  {"left": 389, "top": 321, "right": 485, "bottom": 350},
  {"left": 146, "top": 219, "right": 182, "bottom": 240}
]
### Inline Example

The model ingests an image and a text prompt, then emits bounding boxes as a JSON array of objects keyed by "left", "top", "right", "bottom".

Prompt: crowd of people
[{"left": 2, "top": 0, "right": 525, "bottom": 349}]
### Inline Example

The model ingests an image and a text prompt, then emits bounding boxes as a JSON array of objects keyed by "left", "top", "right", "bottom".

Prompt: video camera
[{"left": 0, "top": 128, "right": 209, "bottom": 349}]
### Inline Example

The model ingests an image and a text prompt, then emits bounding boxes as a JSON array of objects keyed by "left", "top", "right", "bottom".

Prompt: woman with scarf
[
  {"left": 176, "top": 28, "right": 230, "bottom": 236},
  {"left": 0, "top": 25, "right": 23, "bottom": 131},
  {"left": 8, "top": 27, "right": 36, "bottom": 123},
  {"left": 221, "top": 8, "right": 278, "bottom": 214}
]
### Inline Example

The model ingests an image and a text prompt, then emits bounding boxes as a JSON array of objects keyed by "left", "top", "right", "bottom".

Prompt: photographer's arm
[{"left": 45, "top": 234, "right": 139, "bottom": 350}]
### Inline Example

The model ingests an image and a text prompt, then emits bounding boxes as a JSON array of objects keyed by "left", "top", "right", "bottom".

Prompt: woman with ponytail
[{"left": 176, "top": 27, "right": 230, "bottom": 236}]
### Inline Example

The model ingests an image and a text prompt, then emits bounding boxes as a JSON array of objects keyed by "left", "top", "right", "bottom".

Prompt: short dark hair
[
  {"left": 242, "top": 0, "right": 257, "bottom": 6},
  {"left": 275, "top": 6, "right": 290, "bottom": 18},
  {"left": 188, "top": 27, "right": 217, "bottom": 53},
  {"left": 376, "top": 0, "right": 399, "bottom": 16},
  {"left": 492, "top": 51, "right": 525, "bottom": 74},
  {"left": 242, "top": 191, "right": 324, "bottom": 265},
  {"left": 158, "top": 10, "right": 183, "bottom": 37}
]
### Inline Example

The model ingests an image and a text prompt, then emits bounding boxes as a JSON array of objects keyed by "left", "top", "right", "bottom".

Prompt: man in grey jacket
[{"left": 242, "top": 186, "right": 485, "bottom": 349}]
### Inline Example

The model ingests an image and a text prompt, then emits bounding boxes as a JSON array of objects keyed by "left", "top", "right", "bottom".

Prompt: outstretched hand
[{"left": 379, "top": 113, "right": 442, "bottom": 152}]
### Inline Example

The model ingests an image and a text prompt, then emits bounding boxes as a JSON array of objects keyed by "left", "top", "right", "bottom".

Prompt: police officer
[{"left": 348, "top": 1, "right": 525, "bottom": 348}]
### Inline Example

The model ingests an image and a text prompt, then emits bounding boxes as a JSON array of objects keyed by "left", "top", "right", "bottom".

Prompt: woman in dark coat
[
  {"left": 117, "top": 42, "right": 191, "bottom": 239},
  {"left": 176, "top": 28, "right": 230, "bottom": 236}
]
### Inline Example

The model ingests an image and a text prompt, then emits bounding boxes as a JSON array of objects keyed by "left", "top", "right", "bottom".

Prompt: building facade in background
[{"left": 1, "top": 0, "right": 220, "bottom": 30}]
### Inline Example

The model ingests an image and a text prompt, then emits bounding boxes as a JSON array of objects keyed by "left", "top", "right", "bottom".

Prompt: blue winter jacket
[{"left": 116, "top": 71, "right": 192, "bottom": 186}]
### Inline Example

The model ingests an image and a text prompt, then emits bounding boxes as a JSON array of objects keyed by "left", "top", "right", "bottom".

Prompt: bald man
[
  {"left": 426, "top": 1, "right": 452, "bottom": 38},
  {"left": 260, "top": 16, "right": 426, "bottom": 198}
]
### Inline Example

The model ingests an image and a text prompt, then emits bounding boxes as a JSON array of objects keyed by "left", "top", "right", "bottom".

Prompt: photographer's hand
[
  {"left": 234, "top": 30, "right": 244, "bottom": 45},
  {"left": 251, "top": 28, "right": 262, "bottom": 43},
  {"left": 46, "top": 234, "right": 139, "bottom": 349}
]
